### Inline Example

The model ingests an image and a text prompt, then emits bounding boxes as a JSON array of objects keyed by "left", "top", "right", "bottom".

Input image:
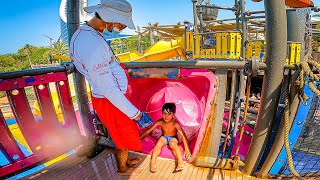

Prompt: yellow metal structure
[
  {"left": 117, "top": 38, "right": 187, "bottom": 62},
  {"left": 245, "top": 41, "right": 301, "bottom": 65},
  {"left": 246, "top": 41, "right": 265, "bottom": 61},
  {"left": 189, "top": 32, "right": 242, "bottom": 59},
  {"left": 287, "top": 42, "right": 301, "bottom": 65},
  {"left": 52, "top": 55, "right": 71, "bottom": 61},
  {"left": 185, "top": 31, "right": 194, "bottom": 52},
  {"left": 52, "top": 38, "right": 187, "bottom": 62}
]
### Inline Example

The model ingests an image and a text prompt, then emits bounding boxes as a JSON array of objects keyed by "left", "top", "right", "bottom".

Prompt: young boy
[{"left": 140, "top": 103, "right": 191, "bottom": 173}]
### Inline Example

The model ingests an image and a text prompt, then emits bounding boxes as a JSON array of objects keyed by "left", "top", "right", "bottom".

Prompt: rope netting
[{"left": 278, "top": 84, "right": 320, "bottom": 178}]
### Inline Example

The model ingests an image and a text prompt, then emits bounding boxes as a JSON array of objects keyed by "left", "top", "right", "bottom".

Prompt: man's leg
[
  {"left": 126, "top": 157, "right": 142, "bottom": 167},
  {"left": 150, "top": 137, "right": 166, "bottom": 173},
  {"left": 168, "top": 138, "right": 184, "bottom": 171},
  {"left": 115, "top": 149, "right": 129, "bottom": 173}
]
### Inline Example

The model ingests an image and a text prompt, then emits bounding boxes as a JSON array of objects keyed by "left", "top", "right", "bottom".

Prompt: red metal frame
[{"left": 0, "top": 72, "right": 81, "bottom": 178}]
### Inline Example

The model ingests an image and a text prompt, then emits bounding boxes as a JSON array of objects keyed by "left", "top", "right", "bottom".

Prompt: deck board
[{"left": 21, "top": 148, "right": 259, "bottom": 180}]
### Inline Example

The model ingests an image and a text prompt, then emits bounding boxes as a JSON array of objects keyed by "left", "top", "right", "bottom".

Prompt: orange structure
[{"left": 285, "top": 0, "right": 314, "bottom": 7}]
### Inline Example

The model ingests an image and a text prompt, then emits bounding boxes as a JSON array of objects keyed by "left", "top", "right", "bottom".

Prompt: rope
[
  {"left": 284, "top": 60, "right": 320, "bottom": 178},
  {"left": 295, "top": 60, "right": 320, "bottom": 101},
  {"left": 234, "top": 76, "right": 251, "bottom": 158},
  {"left": 284, "top": 71, "right": 300, "bottom": 178}
]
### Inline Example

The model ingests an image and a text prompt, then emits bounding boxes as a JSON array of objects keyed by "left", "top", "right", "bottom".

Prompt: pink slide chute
[{"left": 127, "top": 69, "right": 216, "bottom": 162}]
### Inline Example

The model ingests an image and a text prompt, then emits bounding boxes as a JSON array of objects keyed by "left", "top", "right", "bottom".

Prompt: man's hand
[{"left": 134, "top": 111, "right": 152, "bottom": 128}]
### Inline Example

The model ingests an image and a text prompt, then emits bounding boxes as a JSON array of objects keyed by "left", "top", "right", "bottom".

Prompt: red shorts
[{"left": 92, "top": 96, "right": 142, "bottom": 151}]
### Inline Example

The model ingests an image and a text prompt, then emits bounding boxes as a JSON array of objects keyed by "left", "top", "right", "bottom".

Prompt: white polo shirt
[{"left": 70, "top": 25, "right": 140, "bottom": 119}]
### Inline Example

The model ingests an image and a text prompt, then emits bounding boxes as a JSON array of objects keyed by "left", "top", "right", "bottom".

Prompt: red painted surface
[
  {"left": 0, "top": 72, "right": 67, "bottom": 91},
  {"left": 0, "top": 72, "right": 82, "bottom": 178},
  {"left": 55, "top": 80, "right": 82, "bottom": 140},
  {"left": 7, "top": 89, "right": 44, "bottom": 153},
  {"left": 0, "top": 114, "right": 25, "bottom": 164},
  {"left": 0, "top": 154, "right": 45, "bottom": 177},
  {"left": 34, "top": 84, "right": 61, "bottom": 129}
]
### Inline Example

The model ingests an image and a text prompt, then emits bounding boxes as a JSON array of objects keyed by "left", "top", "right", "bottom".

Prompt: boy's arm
[
  {"left": 175, "top": 122, "right": 191, "bottom": 160},
  {"left": 140, "top": 121, "right": 161, "bottom": 139}
]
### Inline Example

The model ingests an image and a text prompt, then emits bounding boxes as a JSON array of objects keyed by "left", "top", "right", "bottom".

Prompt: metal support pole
[
  {"left": 231, "top": 0, "right": 247, "bottom": 155},
  {"left": 196, "top": 5, "right": 237, "bottom": 11},
  {"left": 243, "top": 0, "right": 288, "bottom": 175},
  {"left": 222, "top": 70, "right": 237, "bottom": 157},
  {"left": 245, "top": 10, "right": 265, "bottom": 16},
  {"left": 246, "top": 16, "right": 266, "bottom": 20},
  {"left": 123, "top": 60, "right": 267, "bottom": 70},
  {"left": 240, "top": 0, "right": 247, "bottom": 96},
  {"left": 67, "top": 0, "right": 94, "bottom": 138},
  {"left": 203, "top": 18, "right": 237, "bottom": 24},
  {"left": 199, "top": 8, "right": 204, "bottom": 48},
  {"left": 287, "top": 10, "right": 305, "bottom": 62},
  {"left": 192, "top": 0, "right": 198, "bottom": 34},
  {"left": 192, "top": 0, "right": 198, "bottom": 58},
  {"left": 257, "top": 9, "right": 305, "bottom": 176},
  {"left": 0, "top": 64, "right": 73, "bottom": 80},
  {"left": 149, "top": 24, "right": 155, "bottom": 46},
  {"left": 235, "top": 0, "right": 240, "bottom": 42}
]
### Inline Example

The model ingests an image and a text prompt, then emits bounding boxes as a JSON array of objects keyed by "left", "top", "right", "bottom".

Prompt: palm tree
[
  {"left": 18, "top": 44, "right": 38, "bottom": 68},
  {"left": 51, "top": 41, "right": 69, "bottom": 63}
]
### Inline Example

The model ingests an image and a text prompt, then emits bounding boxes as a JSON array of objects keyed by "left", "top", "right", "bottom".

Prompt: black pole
[{"left": 67, "top": 0, "right": 94, "bottom": 139}]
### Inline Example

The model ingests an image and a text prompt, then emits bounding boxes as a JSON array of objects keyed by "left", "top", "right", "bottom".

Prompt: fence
[{"left": 0, "top": 67, "right": 82, "bottom": 178}]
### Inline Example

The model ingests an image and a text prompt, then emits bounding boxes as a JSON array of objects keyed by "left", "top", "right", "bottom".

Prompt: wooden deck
[{"left": 23, "top": 148, "right": 258, "bottom": 180}]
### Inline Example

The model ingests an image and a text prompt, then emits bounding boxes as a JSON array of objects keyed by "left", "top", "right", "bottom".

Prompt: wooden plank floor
[{"left": 23, "top": 148, "right": 259, "bottom": 180}]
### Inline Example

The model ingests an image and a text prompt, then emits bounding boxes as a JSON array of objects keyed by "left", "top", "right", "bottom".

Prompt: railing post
[
  {"left": 67, "top": 0, "right": 95, "bottom": 139},
  {"left": 242, "top": 0, "right": 288, "bottom": 175}
]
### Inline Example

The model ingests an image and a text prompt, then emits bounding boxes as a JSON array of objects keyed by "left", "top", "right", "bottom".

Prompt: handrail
[
  {"left": 0, "top": 63, "right": 74, "bottom": 80},
  {"left": 123, "top": 60, "right": 267, "bottom": 70}
]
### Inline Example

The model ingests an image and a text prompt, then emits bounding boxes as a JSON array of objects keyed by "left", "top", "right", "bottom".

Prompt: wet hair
[
  {"left": 162, "top": 103, "right": 176, "bottom": 114},
  {"left": 94, "top": 12, "right": 102, "bottom": 20}
]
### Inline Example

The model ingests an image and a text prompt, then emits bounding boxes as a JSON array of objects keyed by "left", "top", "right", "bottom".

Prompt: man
[{"left": 70, "top": 0, "right": 152, "bottom": 173}]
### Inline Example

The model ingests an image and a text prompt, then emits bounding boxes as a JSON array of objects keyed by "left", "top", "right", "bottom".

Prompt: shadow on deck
[{"left": 22, "top": 148, "right": 258, "bottom": 180}]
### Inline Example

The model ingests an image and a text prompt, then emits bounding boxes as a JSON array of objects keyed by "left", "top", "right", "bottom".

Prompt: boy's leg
[
  {"left": 168, "top": 138, "right": 184, "bottom": 171},
  {"left": 150, "top": 137, "right": 166, "bottom": 173},
  {"left": 115, "top": 149, "right": 129, "bottom": 173}
]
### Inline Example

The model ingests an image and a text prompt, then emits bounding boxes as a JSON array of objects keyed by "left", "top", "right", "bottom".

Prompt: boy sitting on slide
[{"left": 140, "top": 103, "right": 191, "bottom": 172}]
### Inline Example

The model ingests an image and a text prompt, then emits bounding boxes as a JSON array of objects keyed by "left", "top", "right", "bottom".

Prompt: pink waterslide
[{"left": 126, "top": 69, "right": 217, "bottom": 162}]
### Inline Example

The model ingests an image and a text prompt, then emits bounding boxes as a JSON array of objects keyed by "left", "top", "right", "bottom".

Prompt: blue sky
[{"left": 0, "top": 0, "right": 265, "bottom": 54}]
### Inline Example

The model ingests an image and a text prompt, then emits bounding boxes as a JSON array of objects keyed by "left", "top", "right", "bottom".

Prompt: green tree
[
  {"left": 18, "top": 44, "right": 37, "bottom": 67},
  {"left": 43, "top": 41, "right": 69, "bottom": 63},
  {"left": 110, "top": 35, "right": 151, "bottom": 55},
  {"left": 30, "top": 47, "right": 51, "bottom": 64},
  {"left": 16, "top": 44, "right": 51, "bottom": 66},
  {"left": 52, "top": 41, "right": 69, "bottom": 56},
  {"left": 0, "top": 55, "right": 23, "bottom": 72}
]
